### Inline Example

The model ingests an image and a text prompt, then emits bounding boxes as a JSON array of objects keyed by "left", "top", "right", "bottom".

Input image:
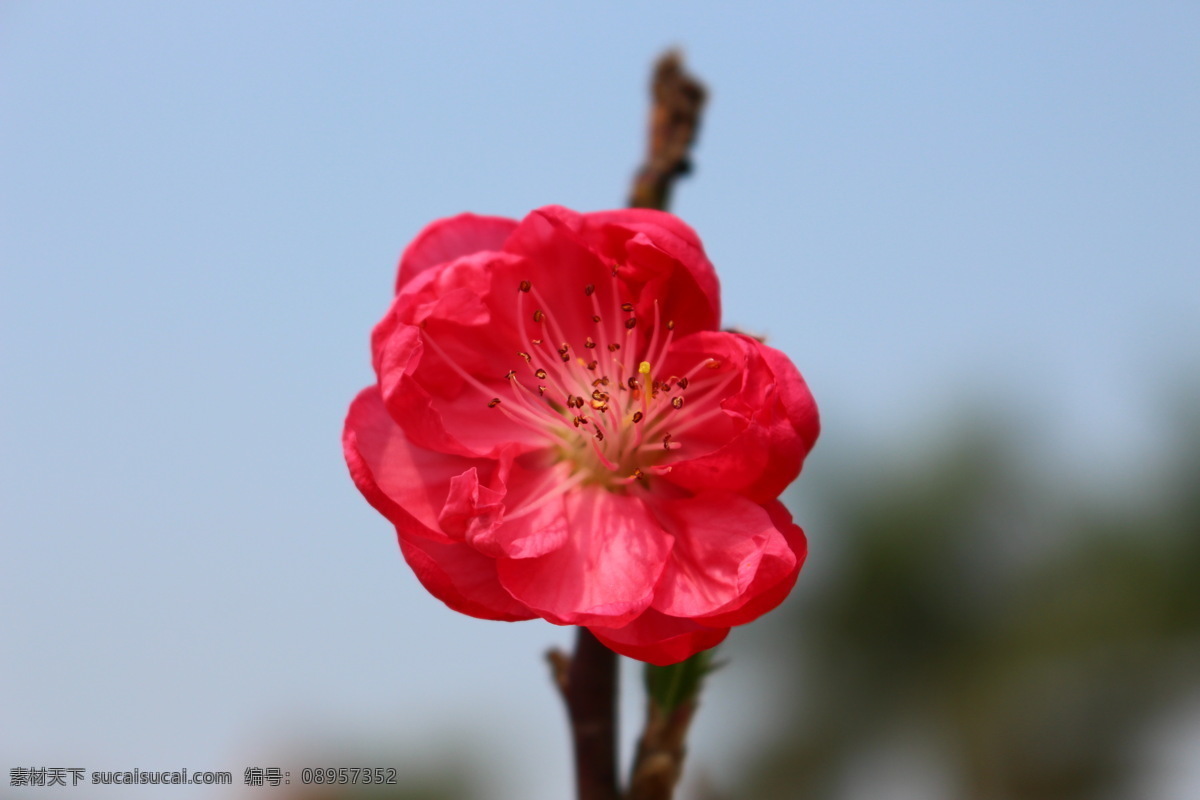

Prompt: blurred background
[{"left": 2, "top": 3, "right": 1197, "bottom": 799}]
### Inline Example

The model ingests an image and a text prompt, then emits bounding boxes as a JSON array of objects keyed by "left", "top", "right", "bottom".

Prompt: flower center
[{"left": 481, "top": 270, "right": 735, "bottom": 490}]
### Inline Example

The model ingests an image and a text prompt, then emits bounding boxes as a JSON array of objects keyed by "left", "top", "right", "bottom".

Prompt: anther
[
  {"left": 666, "top": 320, "right": 675, "bottom": 330},
  {"left": 663, "top": 433, "right": 673, "bottom": 450},
  {"left": 584, "top": 337, "right": 596, "bottom": 349},
  {"left": 535, "top": 368, "right": 547, "bottom": 379},
  {"left": 533, "top": 309, "right": 545, "bottom": 323},
  {"left": 519, "top": 280, "right": 531, "bottom": 293},
  {"left": 624, "top": 317, "right": 637, "bottom": 329},
  {"left": 707, "top": 361, "right": 721, "bottom": 369},
  {"left": 518, "top": 351, "right": 531, "bottom": 362},
  {"left": 595, "top": 429, "right": 605, "bottom": 442},
  {"left": 532, "top": 338, "right": 543, "bottom": 346},
  {"left": 587, "top": 360, "right": 598, "bottom": 371},
  {"left": 632, "top": 411, "right": 644, "bottom": 423},
  {"left": 537, "top": 385, "right": 546, "bottom": 396},
  {"left": 505, "top": 370, "right": 516, "bottom": 380},
  {"left": 627, "top": 376, "right": 640, "bottom": 390},
  {"left": 678, "top": 377, "right": 689, "bottom": 390},
  {"left": 488, "top": 398, "right": 501, "bottom": 408},
  {"left": 592, "top": 314, "right": 602, "bottom": 323},
  {"left": 591, "top": 390, "right": 608, "bottom": 402},
  {"left": 672, "top": 396, "right": 685, "bottom": 409},
  {"left": 584, "top": 284, "right": 595, "bottom": 296},
  {"left": 621, "top": 303, "right": 634, "bottom": 313},
  {"left": 607, "top": 343, "right": 621, "bottom": 352}
]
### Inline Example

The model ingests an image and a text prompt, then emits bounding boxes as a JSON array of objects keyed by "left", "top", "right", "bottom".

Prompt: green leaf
[{"left": 644, "top": 649, "right": 721, "bottom": 713}]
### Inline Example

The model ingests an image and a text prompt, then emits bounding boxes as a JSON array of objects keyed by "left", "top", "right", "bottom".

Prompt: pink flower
[{"left": 344, "top": 206, "right": 818, "bottom": 665}]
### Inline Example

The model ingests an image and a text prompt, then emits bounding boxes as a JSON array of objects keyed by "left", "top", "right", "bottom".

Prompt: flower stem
[
  {"left": 627, "top": 651, "right": 714, "bottom": 800},
  {"left": 552, "top": 627, "right": 620, "bottom": 800},
  {"left": 628, "top": 50, "right": 707, "bottom": 212}
]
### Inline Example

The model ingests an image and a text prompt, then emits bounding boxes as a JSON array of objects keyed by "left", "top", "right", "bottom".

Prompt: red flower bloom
[{"left": 344, "top": 206, "right": 818, "bottom": 665}]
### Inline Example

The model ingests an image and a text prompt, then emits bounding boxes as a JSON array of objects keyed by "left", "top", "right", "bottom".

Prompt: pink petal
[
  {"left": 343, "top": 386, "right": 510, "bottom": 542},
  {"left": 584, "top": 208, "right": 721, "bottom": 330},
  {"left": 504, "top": 206, "right": 720, "bottom": 337},
  {"left": 395, "top": 213, "right": 518, "bottom": 292},
  {"left": 496, "top": 490, "right": 673, "bottom": 627},
  {"left": 456, "top": 461, "right": 572, "bottom": 560},
  {"left": 371, "top": 255, "right": 550, "bottom": 459},
  {"left": 589, "top": 608, "right": 729, "bottom": 666},
  {"left": 661, "top": 331, "right": 819, "bottom": 503},
  {"left": 697, "top": 500, "right": 807, "bottom": 627},
  {"left": 647, "top": 493, "right": 789, "bottom": 618},
  {"left": 399, "top": 534, "right": 535, "bottom": 622}
]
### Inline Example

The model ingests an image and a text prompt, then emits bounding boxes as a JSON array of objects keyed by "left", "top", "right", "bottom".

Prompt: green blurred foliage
[{"left": 725, "top": 405, "right": 1200, "bottom": 800}]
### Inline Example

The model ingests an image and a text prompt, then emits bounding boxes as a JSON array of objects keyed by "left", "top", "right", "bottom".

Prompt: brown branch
[
  {"left": 628, "top": 50, "right": 708, "bottom": 212},
  {"left": 626, "top": 698, "right": 698, "bottom": 800},
  {"left": 551, "top": 628, "right": 620, "bottom": 800}
]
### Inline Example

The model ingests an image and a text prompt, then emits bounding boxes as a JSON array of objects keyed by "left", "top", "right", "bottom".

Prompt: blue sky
[{"left": 2, "top": 3, "right": 1198, "bottom": 798}]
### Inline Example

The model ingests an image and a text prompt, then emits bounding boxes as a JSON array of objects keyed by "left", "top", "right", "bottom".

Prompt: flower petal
[
  {"left": 589, "top": 608, "right": 729, "bottom": 666},
  {"left": 648, "top": 493, "right": 788, "bottom": 618},
  {"left": 395, "top": 213, "right": 518, "bottom": 292},
  {"left": 697, "top": 500, "right": 807, "bottom": 628},
  {"left": 343, "top": 386, "right": 510, "bottom": 542},
  {"left": 457, "top": 460, "right": 572, "bottom": 560},
  {"left": 585, "top": 208, "right": 721, "bottom": 330},
  {"left": 505, "top": 206, "right": 720, "bottom": 337},
  {"left": 661, "top": 331, "right": 819, "bottom": 503},
  {"left": 372, "top": 254, "right": 551, "bottom": 459},
  {"left": 399, "top": 534, "right": 535, "bottom": 622},
  {"left": 496, "top": 490, "right": 673, "bottom": 627}
]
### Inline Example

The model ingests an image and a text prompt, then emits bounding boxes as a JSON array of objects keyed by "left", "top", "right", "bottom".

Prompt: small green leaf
[{"left": 644, "top": 649, "right": 721, "bottom": 713}]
